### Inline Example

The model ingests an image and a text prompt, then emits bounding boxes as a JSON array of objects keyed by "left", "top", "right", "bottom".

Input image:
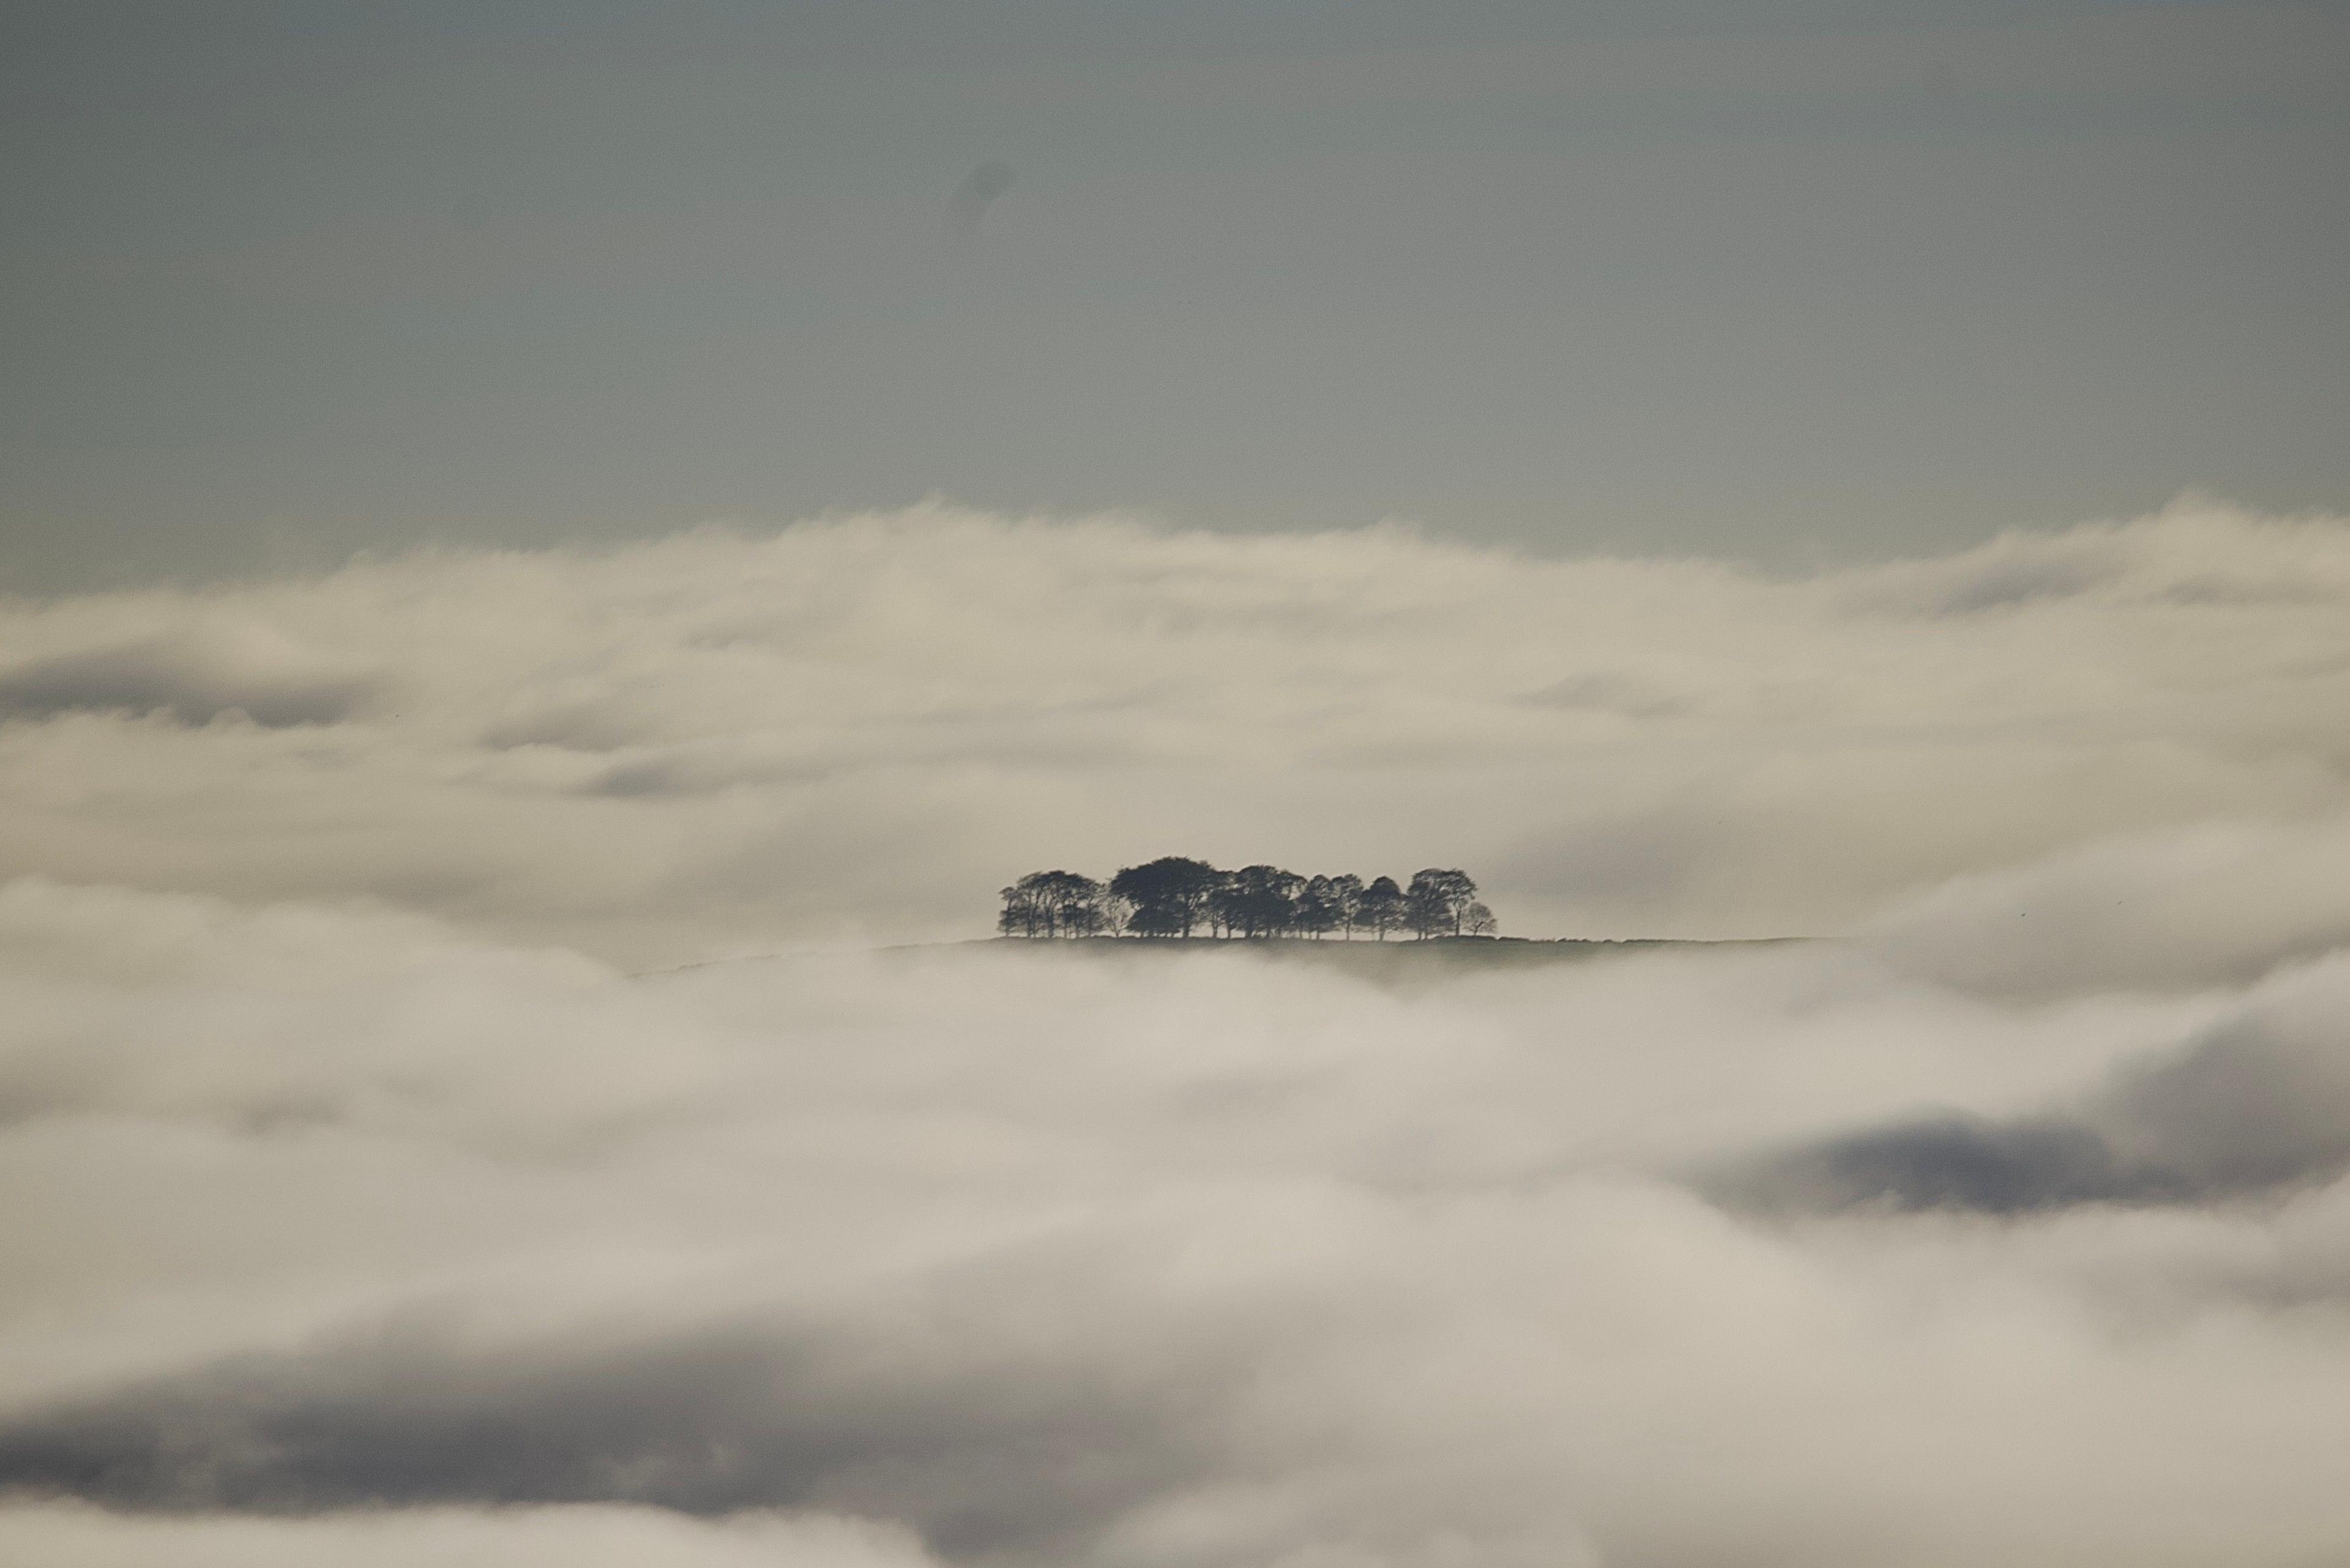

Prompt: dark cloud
[
  {"left": 1903, "top": 553, "right": 2111, "bottom": 616},
  {"left": 1716, "top": 1010, "right": 2350, "bottom": 1215},
  {"left": 0, "top": 635, "right": 373, "bottom": 727},
  {"left": 1720, "top": 1112, "right": 2158, "bottom": 1214},
  {"left": 588, "top": 757, "right": 712, "bottom": 797},
  {"left": 0, "top": 1310, "right": 1227, "bottom": 1562}
]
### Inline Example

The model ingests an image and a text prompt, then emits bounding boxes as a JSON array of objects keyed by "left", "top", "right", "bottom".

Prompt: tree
[
  {"left": 1295, "top": 875, "right": 1342, "bottom": 939},
  {"left": 997, "top": 881, "right": 1043, "bottom": 937},
  {"left": 1405, "top": 868, "right": 1478, "bottom": 938},
  {"left": 1220, "top": 864, "right": 1304, "bottom": 938},
  {"left": 1108, "top": 856, "right": 1223, "bottom": 938},
  {"left": 1324, "top": 873, "right": 1364, "bottom": 939},
  {"left": 1098, "top": 885, "right": 1136, "bottom": 937},
  {"left": 1125, "top": 900, "right": 1188, "bottom": 937},
  {"left": 1356, "top": 875, "right": 1406, "bottom": 940},
  {"left": 1001, "top": 860, "right": 1488, "bottom": 942},
  {"left": 998, "top": 870, "right": 1104, "bottom": 938},
  {"left": 1206, "top": 867, "right": 1238, "bottom": 938}
]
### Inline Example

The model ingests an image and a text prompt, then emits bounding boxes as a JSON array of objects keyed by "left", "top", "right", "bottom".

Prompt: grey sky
[{"left": 4, "top": 0, "right": 2345, "bottom": 589}]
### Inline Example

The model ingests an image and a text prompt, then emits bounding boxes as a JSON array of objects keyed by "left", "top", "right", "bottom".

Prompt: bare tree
[
  {"left": 997, "top": 881, "right": 1043, "bottom": 937},
  {"left": 1099, "top": 885, "right": 1136, "bottom": 937}
]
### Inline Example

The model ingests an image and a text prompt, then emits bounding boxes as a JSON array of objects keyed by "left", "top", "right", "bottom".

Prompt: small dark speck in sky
[{"left": 946, "top": 160, "right": 1016, "bottom": 241}]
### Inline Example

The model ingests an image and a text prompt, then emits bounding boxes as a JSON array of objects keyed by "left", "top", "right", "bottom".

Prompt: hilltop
[
  {"left": 958, "top": 933, "right": 1801, "bottom": 976},
  {"left": 637, "top": 935, "right": 1800, "bottom": 983}
]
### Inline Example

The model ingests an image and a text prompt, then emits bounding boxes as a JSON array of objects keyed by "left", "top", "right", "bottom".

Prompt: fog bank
[
  {"left": 1, "top": 498, "right": 2344, "bottom": 963},
  {"left": 4, "top": 502, "right": 2350, "bottom": 1563}
]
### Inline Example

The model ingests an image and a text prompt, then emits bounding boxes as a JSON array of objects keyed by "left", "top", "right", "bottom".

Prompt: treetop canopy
[{"left": 999, "top": 860, "right": 1493, "bottom": 941}]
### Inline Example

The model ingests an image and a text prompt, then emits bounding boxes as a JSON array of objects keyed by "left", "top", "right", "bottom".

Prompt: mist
[
  {"left": 2, "top": 498, "right": 2345, "bottom": 963},
  {"left": 4, "top": 504, "right": 2350, "bottom": 1564}
]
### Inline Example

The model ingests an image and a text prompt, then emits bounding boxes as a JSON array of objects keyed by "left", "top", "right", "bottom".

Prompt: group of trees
[{"left": 999, "top": 858, "right": 1495, "bottom": 941}]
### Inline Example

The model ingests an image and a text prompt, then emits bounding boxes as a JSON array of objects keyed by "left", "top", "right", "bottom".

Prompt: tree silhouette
[
  {"left": 1099, "top": 884, "right": 1136, "bottom": 936},
  {"left": 998, "top": 883, "right": 1042, "bottom": 938},
  {"left": 1324, "top": 873, "right": 1365, "bottom": 938},
  {"left": 997, "top": 870, "right": 1104, "bottom": 938},
  {"left": 1000, "top": 860, "right": 1493, "bottom": 940},
  {"left": 1296, "top": 875, "right": 1341, "bottom": 939},
  {"left": 1406, "top": 868, "right": 1479, "bottom": 938},
  {"left": 1205, "top": 867, "right": 1237, "bottom": 938},
  {"left": 1107, "top": 856, "right": 1222, "bottom": 938},
  {"left": 1218, "top": 864, "right": 1304, "bottom": 938},
  {"left": 1356, "top": 875, "right": 1406, "bottom": 940}
]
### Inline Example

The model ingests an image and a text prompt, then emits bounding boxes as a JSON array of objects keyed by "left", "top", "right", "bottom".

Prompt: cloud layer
[
  {"left": 2, "top": 887, "right": 2349, "bottom": 1565},
  {"left": 1, "top": 498, "right": 2346, "bottom": 963},
  {"left": 4, "top": 502, "right": 2350, "bottom": 1563}
]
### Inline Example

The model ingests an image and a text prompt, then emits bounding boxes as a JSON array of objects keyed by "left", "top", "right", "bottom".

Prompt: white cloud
[
  {"left": 0, "top": 868, "right": 2347, "bottom": 1563},
  {"left": 0, "top": 497, "right": 2341, "bottom": 962},
  {"left": 4, "top": 501, "right": 2350, "bottom": 1564},
  {"left": 1867, "top": 817, "right": 2350, "bottom": 998}
]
